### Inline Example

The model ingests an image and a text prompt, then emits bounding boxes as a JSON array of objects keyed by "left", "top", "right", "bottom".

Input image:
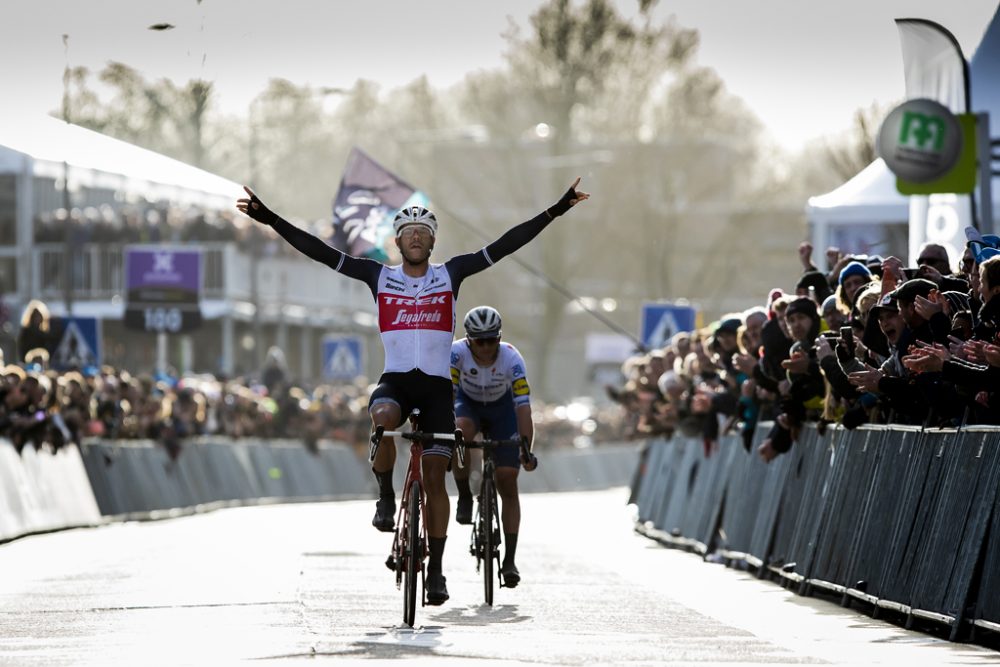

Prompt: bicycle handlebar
[
  {"left": 457, "top": 436, "right": 538, "bottom": 471},
  {"left": 461, "top": 438, "right": 524, "bottom": 449},
  {"left": 380, "top": 430, "right": 459, "bottom": 441},
  {"left": 369, "top": 424, "right": 465, "bottom": 463},
  {"left": 368, "top": 424, "right": 537, "bottom": 470}
]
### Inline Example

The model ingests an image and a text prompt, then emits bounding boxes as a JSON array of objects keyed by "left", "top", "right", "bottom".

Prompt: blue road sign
[
  {"left": 322, "top": 335, "right": 365, "bottom": 380},
  {"left": 50, "top": 317, "right": 102, "bottom": 371},
  {"left": 640, "top": 302, "right": 696, "bottom": 350}
]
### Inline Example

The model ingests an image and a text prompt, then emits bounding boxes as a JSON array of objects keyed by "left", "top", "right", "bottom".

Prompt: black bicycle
[
  {"left": 370, "top": 410, "right": 461, "bottom": 627},
  {"left": 458, "top": 432, "right": 533, "bottom": 606}
]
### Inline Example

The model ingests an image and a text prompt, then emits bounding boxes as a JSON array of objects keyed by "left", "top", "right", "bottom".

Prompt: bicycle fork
[{"left": 386, "top": 480, "right": 429, "bottom": 599}]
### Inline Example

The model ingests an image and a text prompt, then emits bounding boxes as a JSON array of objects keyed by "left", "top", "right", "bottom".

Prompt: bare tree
[
  {"left": 453, "top": 0, "right": 700, "bottom": 397},
  {"left": 821, "top": 101, "right": 888, "bottom": 182},
  {"left": 59, "top": 61, "right": 217, "bottom": 170}
]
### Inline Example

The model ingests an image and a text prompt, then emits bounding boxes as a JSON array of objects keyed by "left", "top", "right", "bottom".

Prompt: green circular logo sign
[{"left": 877, "top": 98, "right": 962, "bottom": 183}]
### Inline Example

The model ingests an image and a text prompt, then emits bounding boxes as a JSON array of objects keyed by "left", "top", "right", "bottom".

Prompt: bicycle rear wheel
[
  {"left": 481, "top": 475, "right": 496, "bottom": 605},
  {"left": 403, "top": 480, "right": 421, "bottom": 627}
]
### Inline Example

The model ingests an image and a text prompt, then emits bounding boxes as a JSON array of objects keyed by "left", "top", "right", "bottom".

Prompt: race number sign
[{"left": 124, "top": 247, "right": 203, "bottom": 333}]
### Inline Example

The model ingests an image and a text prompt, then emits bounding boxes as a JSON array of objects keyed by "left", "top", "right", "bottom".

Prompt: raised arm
[
  {"left": 447, "top": 178, "right": 590, "bottom": 283},
  {"left": 237, "top": 186, "right": 381, "bottom": 287},
  {"left": 488, "top": 178, "right": 589, "bottom": 263}
]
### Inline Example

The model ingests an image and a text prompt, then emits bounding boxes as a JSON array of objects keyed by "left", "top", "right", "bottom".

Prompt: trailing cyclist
[
  {"left": 237, "top": 180, "right": 588, "bottom": 605},
  {"left": 451, "top": 306, "right": 538, "bottom": 588}
]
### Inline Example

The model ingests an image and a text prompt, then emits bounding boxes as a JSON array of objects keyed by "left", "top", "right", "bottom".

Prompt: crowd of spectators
[
  {"left": 608, "top": 228, "right": 1000, "bottom": 463},
  {"left": 0, "top": 299, "right": 620, "bottom": 460},
  {"left": 32, "top": 202, "right": 332, "bottom": 259},
  {"left": 0, "top": 345, "right": 375, "bottom": 462}
]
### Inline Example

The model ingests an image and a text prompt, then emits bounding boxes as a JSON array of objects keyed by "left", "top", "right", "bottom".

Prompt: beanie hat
[
  {"left": 785, "top": 297, "right": 821, "bottom": 344},
  {"left": 796, "top": 270, "right": 832, "bottom": 302},
  {"left": 715, "top": 317, "right": 742, "bottom": 335},
  {"left": 977, "top": 246, "right": 1000, "bottom": 264},
  {"left": 785, "top": 296, "right": 820, "bottom": 322},
  {"left": 941, "top": 290, "right": 971, "bottom": 314},
  {"left": 838, "top": 261, "right": 872, "bottom": 286},
  {"left": 766, "top": 289, "right": 786, "bottom": 319}
]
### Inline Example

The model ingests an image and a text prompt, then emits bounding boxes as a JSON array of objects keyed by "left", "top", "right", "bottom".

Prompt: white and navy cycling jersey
[
  {"left": 374, "top": 263, "right": 456, "bottom": 377},
  {"left": 264, "top": 211, "right": 557, "bottom": 380},
  {"left": 450, "top": 340, "right": 531, "bottom": 407}
]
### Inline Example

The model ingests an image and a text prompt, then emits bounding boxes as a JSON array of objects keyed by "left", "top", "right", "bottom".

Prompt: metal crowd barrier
[
  {"left": 631, "top": 423, "right": 1000, "bottom": 642},
  {"left": 79, "top": 438, "right": 375, "bottom": 519}
]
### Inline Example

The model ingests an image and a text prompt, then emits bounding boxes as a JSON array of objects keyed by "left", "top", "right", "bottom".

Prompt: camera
[{"left": 839, "top": 326, "right": 855, "bottom": 356}]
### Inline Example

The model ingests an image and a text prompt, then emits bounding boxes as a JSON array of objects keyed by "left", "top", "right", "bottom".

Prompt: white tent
[
  {"left": 807, "top": 158, "right": 907, "bottom": 225},
  {"left": 807, "top": 158, "right": 909, "bottom": 258},
  {"left": 0, "top": 114, "right": 242, "bottom": 210},
  {"left": 806, "top": 5, "right": 1000, "bottom": 258}
]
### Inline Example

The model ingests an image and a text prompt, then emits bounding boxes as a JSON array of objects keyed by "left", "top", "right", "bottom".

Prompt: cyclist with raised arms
[
  {"left": 451, "top": 306, "right": 537, "bottom": 588},
  {"left": 237, "top": 179, "right": 588, "bottom": 605}
]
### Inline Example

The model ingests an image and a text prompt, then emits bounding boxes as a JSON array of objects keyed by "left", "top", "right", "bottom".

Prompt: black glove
[
  {"left": 246, "top": 193, "right": 278, "bottom": 226},
  {"left": 546, "top": 185, "right": 579, "bottom": 219}
]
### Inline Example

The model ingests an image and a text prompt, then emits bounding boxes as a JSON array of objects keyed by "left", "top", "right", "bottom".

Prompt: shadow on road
[{"left": 430, "top": 603, "right": 532, "bottom": 626}]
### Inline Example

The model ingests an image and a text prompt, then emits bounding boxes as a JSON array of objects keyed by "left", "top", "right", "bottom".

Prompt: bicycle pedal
[{"left": 385, "top": 554, "right": 396, "bottom": 571}]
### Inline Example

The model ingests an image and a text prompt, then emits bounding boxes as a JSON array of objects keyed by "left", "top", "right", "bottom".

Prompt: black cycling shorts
[{"left": 369, "top": 370, "right": 456, "bottom": 459}]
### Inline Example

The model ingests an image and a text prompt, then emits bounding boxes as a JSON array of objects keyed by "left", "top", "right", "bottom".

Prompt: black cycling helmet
[{"left": 463, "top": 305, "right": 502, "bottom": 339}]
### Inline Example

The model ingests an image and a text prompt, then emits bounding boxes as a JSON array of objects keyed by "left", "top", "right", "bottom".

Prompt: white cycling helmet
[
  {"left": 464, "top": 306, "right": 502, "bottom": 339},
  {"left": 393, "top": 206, "right": 437, "bottom": 236}
]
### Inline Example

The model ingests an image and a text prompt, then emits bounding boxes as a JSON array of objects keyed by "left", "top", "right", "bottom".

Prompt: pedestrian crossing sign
[
  {"left": 321, "top": 335, "right": 365, "bottom": 380},
  {"left": 640, "top": 302, "right": 697, "bottom": 350}
]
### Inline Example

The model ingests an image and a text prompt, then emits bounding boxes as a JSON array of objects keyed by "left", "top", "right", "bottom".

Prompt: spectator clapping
[{"left": 607, "top": 231, "right": 1000, "bottom": 463}]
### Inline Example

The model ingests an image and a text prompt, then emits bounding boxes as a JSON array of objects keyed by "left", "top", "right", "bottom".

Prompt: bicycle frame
[
  {"left": 462, "top": 435, "right": 527, "bottom": 603},
  {"left": 370, "top": 415, "right": 461, "bottom": 626},
  {"left": 392, "top": 438, "right": 428, "bottom": 596}
]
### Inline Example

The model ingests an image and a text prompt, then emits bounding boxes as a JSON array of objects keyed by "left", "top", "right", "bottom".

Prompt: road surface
[{"left": 0, "top": 489, "right": 995, "bottom": 665}]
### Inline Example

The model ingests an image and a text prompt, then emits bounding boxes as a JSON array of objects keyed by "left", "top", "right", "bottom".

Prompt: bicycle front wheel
[
  {"left": 403, "top": 480, "right": 421, "bottom": 627},
  {"left": 481, "top": 476, "right": 496, "bottom": 606}
]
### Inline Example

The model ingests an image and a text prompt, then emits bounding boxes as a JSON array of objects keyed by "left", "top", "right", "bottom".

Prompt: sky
[{"left": 2, "top": 0, "right": 998, "bottom": 151}]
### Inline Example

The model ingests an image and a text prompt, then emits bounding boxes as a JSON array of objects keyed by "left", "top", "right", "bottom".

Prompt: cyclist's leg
[
  {"left": 422, "top": 454, "right": 451, "bottom": 604},
  {"left": 370, "top": 402, "right": 402, "bottom": 473},
  {"left": 368, "top": 377, "right": 408, "bottom": 532},
  {"left": 495, "top": 466, "right": 521, "bottom": 585},
  {"left": 423, "top": 454, "right": 451, "bottom": 539},
  {"left": 415, "top": 374, "right": 456, "bottom": 604},
  {"left": 452, "top": 418, "right": 481, "bottom": 485},
  {"left": 488, "top": 400, "right": 523, "bottom": 581},
  {"left": 495, "top": 467, "right": 521, "bottom": 534},
  {"left": 452, "top": 394, "right": 480, "bottom": 523}
]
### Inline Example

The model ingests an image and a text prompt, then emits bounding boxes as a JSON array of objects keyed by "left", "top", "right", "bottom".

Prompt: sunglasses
[
  {"left": 470, "top": 337, "right": 499, "bottom": 346},
  {"left": 399, "top": 226, "right": 432, "bottom": 239}
]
